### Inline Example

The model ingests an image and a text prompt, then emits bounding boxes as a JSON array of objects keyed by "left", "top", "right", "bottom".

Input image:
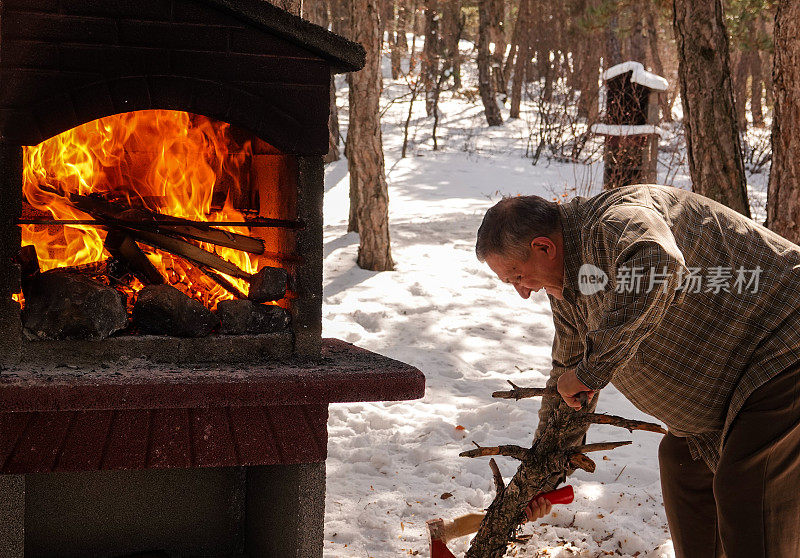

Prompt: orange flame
[{"left": 22, "top": 110, "right": 260, "bottom": 309}]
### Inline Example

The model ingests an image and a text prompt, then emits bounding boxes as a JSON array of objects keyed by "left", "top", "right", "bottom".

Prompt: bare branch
[
  {"left": 582, "top": 413, "right": 667, "bottom": 434},
  {"left": 459, "top": 444, "right": 530, "bottom": 461},
  {"left": 568, "top": 453, "right": 596, "bottom": 473},
  {"left": 573, "top": 441, "right": 632, "bottom": 453},
  {"left": 489, "top": 458, "right": 505, "bottom": 494},
  {"left": 492, "top": 381, "right": 556, "bottom": 400}
]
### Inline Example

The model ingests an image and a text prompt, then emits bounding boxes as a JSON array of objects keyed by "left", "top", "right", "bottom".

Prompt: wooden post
[{"left": 592, "top": 62, "right": 667, "bottom": 189}]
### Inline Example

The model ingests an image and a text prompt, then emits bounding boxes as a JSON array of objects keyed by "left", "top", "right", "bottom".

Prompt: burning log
[
  {"left": 200, "top": 267, "right": 247, "bottom": 300},
  {"left": 448, "top": 387, "right": 667, "bottom": 558},
  {"left": 104, "top": 229, "right": 165, "bottom": 285},
  {"left": 21, "top": 270, "right": 128, "bottom": 340},
  {"left": 132, "top": 284, "right": 219, "bottom": 337},
  {"left": 35, "top": 188, "right": 268, "bottom": 255},
  {"left": 17, "top": 245, "right": 40, "bottom": 280},
  {"left": 122, "top": 228, "right": 287, "bottom": 303},
  {"left": 25, "top": 187, "right": 288, "bottom": 304}
]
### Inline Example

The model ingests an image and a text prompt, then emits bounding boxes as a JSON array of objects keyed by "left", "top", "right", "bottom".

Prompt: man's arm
[
  {"left": 535, "top": 298, "right": 597, "bottom": 443},
  {"left": 571, "top": 206, "right": 688, "bottom": 393}
]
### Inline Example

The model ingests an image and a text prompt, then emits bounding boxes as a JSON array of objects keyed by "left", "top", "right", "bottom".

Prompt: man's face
[{"left": 484, "top": 237, "right": 565, "bottom": 300}]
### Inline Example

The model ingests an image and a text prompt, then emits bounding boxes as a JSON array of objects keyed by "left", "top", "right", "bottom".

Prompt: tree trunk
[
  {"left": 478, "top": 0, "right": 504, "bottom": 125},
  {"left": 577, "top": 36, "right": 601, "bottom": 122},
  {"left": 605, "top": 14, "right": 623, "bottom": 67},
  {"left": 733, "top": 52, "right": 749, "bottom": 131},
  {"left": 673, "top": 0, "right": 750, "bottom": 217},
  {"left": 441, "top": 0, "right": 463, "bottom": 90},
  {"left": 766, "top": 0, "right": 800, "bottom": 241},
  {"left": 267, "top": 0, "right": 301, "bottom": 15},
  {"left": 542, "top": 51, "right": 554, "bottom": 102},
  {"left": 763, "top": 50, "right": 774, "bottom": 108},
  {"left": 389, "top": 0, "right": 403, "bottom": 79},
  {"left": 503, "top": 43, "right": 518, "bottom": 96},
  {"left": 347, "top": 0, "right": 394, "bottom": 270},
  {"left": 628, "top": 12, "right": 647, "bottom": 63},
  {"left": 646, "top": 3, "right": 673, "bottom": 121},
  {"left": 324, "top": 75, "right": 341, "bottom": 164},
  {"left": 381, "top": 0, "right": 394, "bottom": 49},
  {"left": 346, "top": 130, "right": 358, "bottom": 231},
  {"left": 503, "top": 0, "right": 531, "bottom": 89},
  {"left": 508, "top": 0, "right": 531, "bottom": 119},
  {"left": 305, "top": 0, "right": 327, "bottom": 24},
  {"left": 422, "top": 0, "right": 439, "bottom": 116},
  {"left": 396, "top": 0, "right": 410, "bottom": 53},
  {"left": 331, "top": 0, "right": 350, "bottom": 35},
  {"left": 759, "top": 15, "right": 774, "bottom": 108},
  {"left": 488, "top": 0, "right": 507, "bottom": 96},
  {"left": 749, "top": 51, "right": 765, "bottom": 127},
  {"left": 408, "top": 0, "right": 420, "bottom": 72}
]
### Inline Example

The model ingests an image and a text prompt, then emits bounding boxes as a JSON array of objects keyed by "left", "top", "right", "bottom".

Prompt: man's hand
[
  {"left": 557, "top": 369, "right": 596, "bottom": 410},
  {"left": 523, "top": 496, "right": 552, "bottom": 523}
]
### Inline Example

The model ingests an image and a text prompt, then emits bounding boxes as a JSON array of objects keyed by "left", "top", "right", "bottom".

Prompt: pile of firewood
[{"left": 18, "top": 187, "right": 292, "bottom": 339}]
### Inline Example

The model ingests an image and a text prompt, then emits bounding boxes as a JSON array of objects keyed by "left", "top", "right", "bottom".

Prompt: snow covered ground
[{"left": 321, "top": 45, "right": 770, "bottom": 557}]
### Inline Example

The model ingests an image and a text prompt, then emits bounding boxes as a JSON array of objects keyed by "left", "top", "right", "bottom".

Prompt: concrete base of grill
[{"left": 0, "top": 463, "right": 325, "bottom": 558}]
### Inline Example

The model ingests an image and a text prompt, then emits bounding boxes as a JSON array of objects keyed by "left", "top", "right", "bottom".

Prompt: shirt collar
[{"left": 557, "top": 197, "right": 584, "bottom": 304}]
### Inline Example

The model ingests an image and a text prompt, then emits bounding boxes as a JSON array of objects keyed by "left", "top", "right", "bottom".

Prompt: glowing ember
[{"left": 22, "top": 110, "right": 261, "bottom": 309}]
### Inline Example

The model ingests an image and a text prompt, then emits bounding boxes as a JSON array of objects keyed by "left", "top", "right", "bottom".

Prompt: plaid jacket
[{"left": 539, "top": 185, "right": 800, "bottom": 470}]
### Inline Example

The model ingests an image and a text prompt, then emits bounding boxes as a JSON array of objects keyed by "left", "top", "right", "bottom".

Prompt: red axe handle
[{"left": 532, "top": 484, "right": 574, "bottom": 506}]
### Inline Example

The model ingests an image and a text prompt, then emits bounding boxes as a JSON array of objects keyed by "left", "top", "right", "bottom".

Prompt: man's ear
[{"left": 531, "top": 236, "right": 556, "bottom": 257}]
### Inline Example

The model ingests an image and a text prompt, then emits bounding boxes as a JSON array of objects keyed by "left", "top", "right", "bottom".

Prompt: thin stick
[
  {"left": 489, "top": 458, "right": 505, "bottom": 494},
  {"left": 200, "top": 266, "right": 248, "bottom": 299}
]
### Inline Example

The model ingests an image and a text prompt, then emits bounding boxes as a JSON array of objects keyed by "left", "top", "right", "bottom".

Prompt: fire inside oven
[{"left": 17, "top": 109, "right": 298, "bottom": 339}]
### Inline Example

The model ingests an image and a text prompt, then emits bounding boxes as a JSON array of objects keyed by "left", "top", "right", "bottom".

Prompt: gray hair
[{"left": 475, "top": 195, "right": 561, "bottom": 262}]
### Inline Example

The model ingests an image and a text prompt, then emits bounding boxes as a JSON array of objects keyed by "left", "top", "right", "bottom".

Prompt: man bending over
[{"left": 476, "top": 185, "right": 800, "bottom": 558}]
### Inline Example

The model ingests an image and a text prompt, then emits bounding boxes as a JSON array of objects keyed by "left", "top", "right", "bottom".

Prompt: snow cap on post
[{"left": 603, "top": 61, "right": 669, "bottom": 92}]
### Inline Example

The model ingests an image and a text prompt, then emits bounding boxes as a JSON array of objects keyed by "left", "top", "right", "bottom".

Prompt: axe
[{"left": 426, "top": 485, "right": 574, "bottom": 558}]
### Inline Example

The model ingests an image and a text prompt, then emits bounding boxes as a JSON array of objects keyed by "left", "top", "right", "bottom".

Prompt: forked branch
[{"left": 460, "top": 382, "right": 666, "bottom": 558}]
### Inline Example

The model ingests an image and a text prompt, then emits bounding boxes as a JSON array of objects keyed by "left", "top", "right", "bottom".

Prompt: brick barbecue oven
[{"left": 0, "top": 2, "right": 425, "bottom": 557}]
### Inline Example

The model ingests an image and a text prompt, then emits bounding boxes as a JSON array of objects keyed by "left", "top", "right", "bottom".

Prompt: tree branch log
[
  {"left": 492, "top": 381, "right": 554, "bottom": 400},
  {"left": 459, "top": 444, "right": 530, "bottom": 461},
  {"left": 126, "top": 228, "right": 249, "bottom": 279},
  {"left": 39, "top": 188, "right": 268, "bottom": 255},
  {"left": 572, "top": 441, "right": 632, "bottom": 453},
  {"left": 581, "top": 413, "right": 667, "bottom": 434},
  {"left": 463, "top": 394, "right": 666, "bottom": 557}
]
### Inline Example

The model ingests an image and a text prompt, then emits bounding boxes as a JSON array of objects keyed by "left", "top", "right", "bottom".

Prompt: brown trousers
[{"left": 658, "top": 365, "right": 800, "bottom": 558}]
